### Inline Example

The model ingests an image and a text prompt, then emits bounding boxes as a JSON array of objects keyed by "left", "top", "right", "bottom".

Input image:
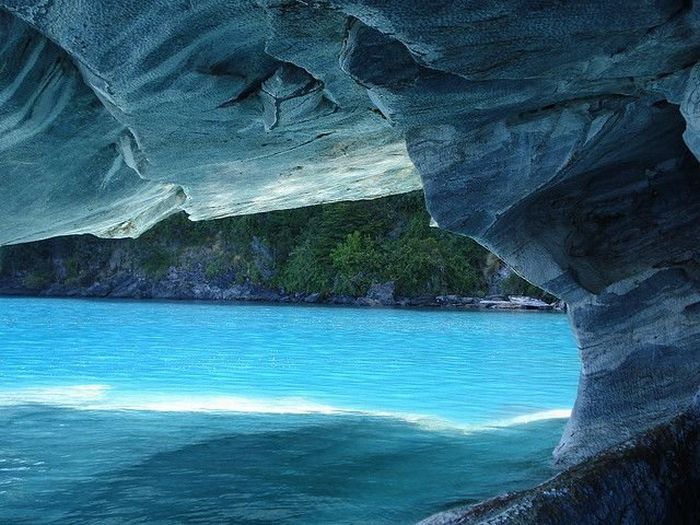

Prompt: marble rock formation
[
  {"left": 339, "top": 2, "right": 700, "bottom": 466},
  {"left": 1, "top": 0, "right": 700, "bottom": 517},
  {"left": 0, "top": 1, "right": 419, "bottom": 245}
]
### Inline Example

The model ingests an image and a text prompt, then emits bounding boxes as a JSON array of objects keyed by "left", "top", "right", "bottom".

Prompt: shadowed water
[{"left": 0, "top": 297, "right": 579, "bottom": 523}]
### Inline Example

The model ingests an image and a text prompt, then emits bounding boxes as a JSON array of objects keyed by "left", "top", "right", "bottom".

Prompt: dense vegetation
[{"left": 0, "top": 191, "right": 548, "bottom": 300}]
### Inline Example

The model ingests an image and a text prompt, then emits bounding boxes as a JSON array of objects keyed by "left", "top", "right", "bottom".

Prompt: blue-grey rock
[
  {"left": 336, "top": 3, "right": 700, "bottom": 466},
  {"left": 507, "top": 296, "right": 551, "bottom": 309},
  {"left": 435, "top": 295, "right": 477, "bottom": 306},
  {"left": 0, "top": 1, "right": 419, "bottom": 245}
]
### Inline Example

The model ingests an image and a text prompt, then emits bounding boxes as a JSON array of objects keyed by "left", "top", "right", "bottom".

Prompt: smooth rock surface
[
  {"left": 0, "top": 1, "right": 419, "bottom": 245},
  {"left": 335, "top": 1, "right": 700, "bottom": 465}
]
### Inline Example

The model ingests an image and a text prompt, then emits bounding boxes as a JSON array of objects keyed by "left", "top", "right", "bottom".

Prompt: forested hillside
[{"left": 0, "top": 192, "right": 550, "bottom": 306}]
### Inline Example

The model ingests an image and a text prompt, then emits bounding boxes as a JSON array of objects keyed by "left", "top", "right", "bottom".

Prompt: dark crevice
[{"left": 218, "top": 70, "right": 276, "bottom": 108}]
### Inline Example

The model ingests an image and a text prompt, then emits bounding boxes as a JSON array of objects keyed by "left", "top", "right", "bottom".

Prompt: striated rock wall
[
  {"left": 0, "top": 1, "right": 419, "bottom": 245},
  {"left": 335, "top": 1, "right": 700, "bottom": 466},
  {"left": 1, "top": 0, "right": 699, "bottom": 512}
]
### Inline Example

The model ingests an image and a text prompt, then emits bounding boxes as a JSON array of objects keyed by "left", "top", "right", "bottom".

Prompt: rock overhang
[{"left": 0, "top": 1, "right": 420, "bottom": 245}]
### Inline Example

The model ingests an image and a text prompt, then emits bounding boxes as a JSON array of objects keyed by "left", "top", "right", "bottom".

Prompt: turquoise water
[{"left": 0, "top": 297, "right": 579, "bottom": 524}]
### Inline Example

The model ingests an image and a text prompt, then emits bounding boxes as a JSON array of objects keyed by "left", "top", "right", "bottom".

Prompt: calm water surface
[{"left": 0, "top": 297, "right": 579, "bottom": 524}]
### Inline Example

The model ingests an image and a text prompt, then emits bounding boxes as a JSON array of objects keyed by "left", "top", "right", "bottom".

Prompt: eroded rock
[
  {"left": 0, "top": 1, "right": 419, "bottom": 244},
  {"left": 337, "top": 3, "right": 700, "bottom": 465}
]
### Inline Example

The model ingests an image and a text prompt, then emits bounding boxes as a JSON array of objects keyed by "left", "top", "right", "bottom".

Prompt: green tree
[
  {"left": 277, "top": 240, "right": 332, "bottom": 294},
  {"left": 330, "top": 231, "right": 383, "bottom": 295}
]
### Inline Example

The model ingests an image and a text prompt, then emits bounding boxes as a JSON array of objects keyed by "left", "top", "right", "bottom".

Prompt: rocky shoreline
[{"left": 0, "top": 277, "right": 564, "bottom": 312}]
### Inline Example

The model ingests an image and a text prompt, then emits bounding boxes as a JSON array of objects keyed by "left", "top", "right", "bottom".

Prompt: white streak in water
[{"left": 0, "top": 384, "right": 571, "bottom": 433}]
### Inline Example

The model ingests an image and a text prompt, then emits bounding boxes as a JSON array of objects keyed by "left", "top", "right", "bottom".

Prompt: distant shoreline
[
  {"left": 0, "top": 194, "right": 557, "bottom": 316},
  {"left": 0, "top": 287, "right": 566, "bottom": 313}
]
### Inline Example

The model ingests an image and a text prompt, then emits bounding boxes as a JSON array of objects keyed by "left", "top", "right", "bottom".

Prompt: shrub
[
  {"left": 64, "top": 255, "right": 81, "bottom": 283},
  {"left": 140, "top": 247, "right": 174, "bottom": 278},
  {"left": 205, "top": 255, "right": 230, "bottom": 280},
  {"left": 276, "top": 240, "right": 332, "bottom": 295},
  {"left": 330, "top": 231, "right": 383, "bottom": 295},
  {"left": 501, "top": 272, "right": 555, "bottom": 301},
  {"left": 23, "top": 268, "right": 54, "bottom": 289},
  {"left": 0, "top": 190, "right": 548, "bottom": 301},
  {"left": 386, "top": 214, "right": 488, "bottom": 296}
]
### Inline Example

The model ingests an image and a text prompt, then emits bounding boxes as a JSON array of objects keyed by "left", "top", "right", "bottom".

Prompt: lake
[{"left": 0, "top": 297, "right": 579, "bottom": 524}]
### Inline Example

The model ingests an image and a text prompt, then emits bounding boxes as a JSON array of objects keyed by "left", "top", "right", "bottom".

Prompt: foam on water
[
  {"left": 0, "top": 297, "right": 580, "bottom": 428},
  {"left": 0, "top": 385, "right": 340, "bottom": 413},
  {"left": 401, "top": 408, "right": 572, "bottom": 433},
  {"left": 0, "top": 384, "right": 571, "bottom": 433},
  {"left": 0, "top": 384, "right": 110, "bottom": 405}
]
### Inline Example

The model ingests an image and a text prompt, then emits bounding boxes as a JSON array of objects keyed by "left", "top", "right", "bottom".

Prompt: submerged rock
[{"left": 420, "top": 395, "right": 700, "bottom": 525}]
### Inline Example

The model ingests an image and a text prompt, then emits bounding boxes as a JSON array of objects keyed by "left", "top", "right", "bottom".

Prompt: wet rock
[
  {"left": 84, "top": 282, "right": 111, "bottom": 297},
  {"left": 326, "top": 295, "right": 358, "bottom": 306},
  {"left": 420, "top": 396, "right": 700, "bottom": 525},
  {"left": 435, "top": 295, "right": 477, "bottom": 306},
  {"left": 477, "top": 300, "right": 524, "bottom": 310},
  {"left": 303, "top": 292, "right": 322, "bottom": 304},
  {"left": 362, "top": 281, "right": 396, "bottom": 306},
  {"left": 398, "top": 295, "right": 440, "bottom": 308},
  {"left": 507, "top": 296, "right": 553, "bottom": 310}
]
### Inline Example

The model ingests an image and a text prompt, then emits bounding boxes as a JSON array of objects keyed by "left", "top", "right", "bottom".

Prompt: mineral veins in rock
[{"left": 0, "top": 1, "right": 418, "bottom": 245}]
